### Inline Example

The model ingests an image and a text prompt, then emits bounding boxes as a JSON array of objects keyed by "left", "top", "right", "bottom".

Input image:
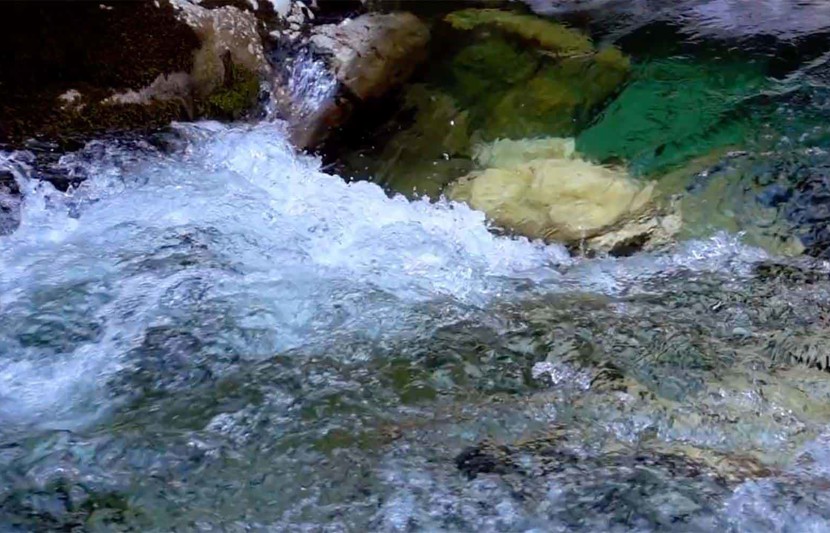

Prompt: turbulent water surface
[
  {"left": 0, "top": 120, "right": 829, "bottom": 531},
  {"left": 6, "top": 4, "right": 830, "bottom": 531}
]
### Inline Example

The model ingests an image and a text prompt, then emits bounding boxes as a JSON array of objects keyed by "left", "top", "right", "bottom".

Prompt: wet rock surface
[
  {"left": 274, "top": 11, "right": 431, "bottom": 149},
  {"left": 455, "top": 432, "right": 771, "bottom": 526}
]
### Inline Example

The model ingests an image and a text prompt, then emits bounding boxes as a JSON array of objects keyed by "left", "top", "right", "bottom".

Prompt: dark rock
[
  {"left": 455, "top": 432, "right": 770, "bottom": 528},
  {"left": 784, "top": 165, "right": 830, "bottom": 258},
  {"left": 0, "top": 170, "right": 21, "bottom": 236},
  {"left": 0, "top": 1, "right": 269, "bottom": 147},
  {"left": 756, "top": 183, "right": 793, "bottom": 207},
  {"left": 0, "top": 477, "right": 141, "bottom": 531},
  {"left": 455, "top": 441, "right": 520, "bottom": 479}
]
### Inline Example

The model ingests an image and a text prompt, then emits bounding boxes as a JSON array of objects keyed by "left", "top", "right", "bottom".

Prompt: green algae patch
[
  {"left": 439, "top": 11, "right": 629, "bottom": 142},
  {"left": 481, "top": 46, "right": 630, "bottom": 140},
  {"left": 447, "top": 36, "right": 540, "bottom": 110},
  {"left": 199, "top": 60, "right": 260, "bottom": 121},
  {"left": 365, "top": 84, "right": 475, "bottom": 199},
  {"left": 576, "top": 57, "right": 770, "bottom": 176},
  {"left": 445, "top": 8, "right": 593, "bottom": 54}
]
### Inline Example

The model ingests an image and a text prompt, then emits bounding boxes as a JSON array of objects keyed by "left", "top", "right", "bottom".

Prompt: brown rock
[
  {"left": 275, "top": 12, "right": 430, "bottom": 150},
  {"left": 0, "top": 0, "right": 269, "bottom": 146}
]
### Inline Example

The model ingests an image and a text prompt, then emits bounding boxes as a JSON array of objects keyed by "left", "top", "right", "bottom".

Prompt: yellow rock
[
  {"left": 473, "top": 137, "right": 576, "bottom": 168},
  {"left": 449, "top": 137, "right": 674, "bottom": 251}
]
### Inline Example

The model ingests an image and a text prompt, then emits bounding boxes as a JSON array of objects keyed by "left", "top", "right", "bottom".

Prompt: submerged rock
[
  {"left": 443, "top": 8, "right": 629, "bottom": 141},
  {"left": 329, "top": 7, "right": 629, "bottom": 196},
  {"left": 444, "top": 8, "right": 594, "bottom": 53},
  {"left": 276, "top": 12, "right": 431, "bottom": 149},
  {"left": 743, "top": 153, "right": 830, "bottom": 260},
  {"left": 456, "top": 431, "right": 771, "bottom": 498},
  {"left": 448, "top": 137, "right": 678, "bottom": 254},
  {"left": 355, "top": 85, "right": 474, "bottom": 198},
  {"left": 482, "top": 46, "right": 629, "bottom": 140}
]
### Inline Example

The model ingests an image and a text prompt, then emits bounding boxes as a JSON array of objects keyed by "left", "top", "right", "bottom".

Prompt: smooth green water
[{"left": 576, "top": 56, "right": 770, "bottom": 176}]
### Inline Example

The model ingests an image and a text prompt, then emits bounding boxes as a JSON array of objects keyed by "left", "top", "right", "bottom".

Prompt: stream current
[{"left": 6, "top": 6, "right": 830, "bottom": 529}]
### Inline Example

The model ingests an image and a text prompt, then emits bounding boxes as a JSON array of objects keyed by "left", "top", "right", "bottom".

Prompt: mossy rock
[
  {"left": 439, "top": 12, "right": 629, "bottom": 142},
  {"left": 444, "top": 8, "right": 593, "bottom": 54},
  {"left": 482, "top": 47, "right": 630, "bottom": 140},
  {"left": 446, "top": 36, "right": 541, "bottom": 110},
  {"left": 198, "top": 59, "right": 260, "bottom": 120},
  {"left": 576, "top": 57, "right": 771, "bottom": 176}
]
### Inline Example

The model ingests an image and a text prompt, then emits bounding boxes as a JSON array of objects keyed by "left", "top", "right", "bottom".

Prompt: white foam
[{"left": 0, "top": 122, "right": 769, "bottom": 429}]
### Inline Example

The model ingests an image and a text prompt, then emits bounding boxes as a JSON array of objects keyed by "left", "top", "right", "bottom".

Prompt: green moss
[
  {"left": 447, "top": 36, "right": 540, "bottom": 109},
  {"left": 200, "top": 62, "right": 260, "bottom": 120},
  {"left": 445, "top": 8, "right": 593, "bottom": 54},
  {"left": 435, "top": 13, "right": 630, "bottom": 142},
  {"left": 478, "top": 46, "right": 629, "bottom": 140}
]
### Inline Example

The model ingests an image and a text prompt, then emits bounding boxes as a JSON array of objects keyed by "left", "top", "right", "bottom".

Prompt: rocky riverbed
[{"left": 4, "top": 1, "right": 830, "bottom": 531}]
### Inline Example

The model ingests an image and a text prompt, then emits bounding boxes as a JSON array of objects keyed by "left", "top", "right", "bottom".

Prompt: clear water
[
  {"left": 3, "top": 120, "right": 830, "bottom": 531},
  {"left": 6, "top": 4, "right": 830, "bottom": 530}
]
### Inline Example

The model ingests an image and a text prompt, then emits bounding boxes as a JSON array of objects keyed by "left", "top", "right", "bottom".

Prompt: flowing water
[{"left": 6, "top": 4, "right": 830, "bottom": 532}]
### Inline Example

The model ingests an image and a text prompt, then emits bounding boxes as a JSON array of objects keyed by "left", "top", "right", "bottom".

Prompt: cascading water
[
  {"left": 2, "top": 117, "right": 830, "bottom": 531},
  {"left": 0, "top": 121, "right": 566, "bottom": 425},
  {"left": 8, "top": 9, "right": 830, "bottom": 525}
]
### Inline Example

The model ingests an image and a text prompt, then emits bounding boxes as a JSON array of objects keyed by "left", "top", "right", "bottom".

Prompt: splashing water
[
  {"left": 0, "top": 122, "right": 569, "bottom": 425},
  {"left": 1, "top": 120, "right": 829, "bottom": 531}
]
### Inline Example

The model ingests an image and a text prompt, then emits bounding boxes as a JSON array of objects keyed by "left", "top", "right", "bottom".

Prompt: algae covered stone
[
  {"left": 446, "top": 36, "right": 541, "bottom": 110},
  {"left": 360, "top": 84, "right": 474, "bottom": 198},
  {"left": 445, "top": 8, "right": 593, "bottom": 54},
  {"left": 442, "top": 8, "right": 630, "bottom": 141},
  {"left": 482, "top": 47, "right": 629, "bottom": 139}
]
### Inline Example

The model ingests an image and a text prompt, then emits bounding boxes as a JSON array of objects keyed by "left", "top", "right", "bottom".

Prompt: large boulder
[
  {"left": 274, "top": 12, "right": 431, "bottom": 150},
  {"left": 0, "top": 0, "right": 269, "bottom": 145},
  {"left": 448, "top": 137, "right": 680, "bottom": 254}
]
